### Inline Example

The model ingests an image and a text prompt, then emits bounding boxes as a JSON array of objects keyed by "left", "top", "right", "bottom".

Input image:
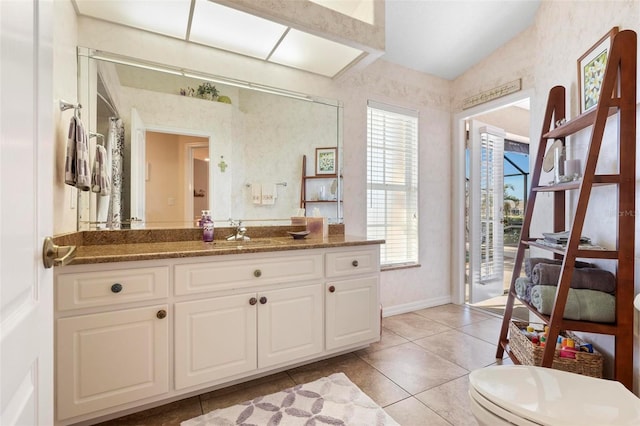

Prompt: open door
[
  {"left": 468, "top": 121, "right": 505, "bottom": 304},
  {"left": 1, "top": 2, "right": 54, "bottom": 424}
]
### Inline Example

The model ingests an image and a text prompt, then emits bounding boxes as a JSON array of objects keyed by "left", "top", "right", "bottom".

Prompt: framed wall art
[
  {"left": 577, "top": 26, "right": 618, "bottom": 114},
  {"left": 315, "top": 147, "right": 337, "bottom": 175}
]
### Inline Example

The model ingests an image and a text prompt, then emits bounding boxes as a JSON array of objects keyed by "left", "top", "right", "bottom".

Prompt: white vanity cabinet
[
  {"left": 54, "top": 244, "right": 380, "bottom": 425},
  {"left": 55, "top": 266, "right": 170, "bottom": 421}
]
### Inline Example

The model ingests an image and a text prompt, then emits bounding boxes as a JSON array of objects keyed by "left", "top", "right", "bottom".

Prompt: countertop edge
[{"left": 63, "top": 237, "right": 384, "bottom": 266}]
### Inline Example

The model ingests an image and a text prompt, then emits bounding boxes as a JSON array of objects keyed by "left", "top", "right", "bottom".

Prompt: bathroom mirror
[{"left": 76, "top": 48, "right": 343, "bottom": 230}]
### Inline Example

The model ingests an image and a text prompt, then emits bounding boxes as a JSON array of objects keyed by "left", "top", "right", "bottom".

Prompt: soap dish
[{"left": 287, "top": 230, "right": 310, "bottom": 240}]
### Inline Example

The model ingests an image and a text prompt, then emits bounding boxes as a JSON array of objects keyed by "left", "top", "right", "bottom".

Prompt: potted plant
[{"left": 196, "top": 82, "right": 219, "bottom": 100}]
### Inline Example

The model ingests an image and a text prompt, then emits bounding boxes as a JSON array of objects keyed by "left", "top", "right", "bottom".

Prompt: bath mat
[{"left": 181, "top": 372, "right": 399, "bottom": 426}]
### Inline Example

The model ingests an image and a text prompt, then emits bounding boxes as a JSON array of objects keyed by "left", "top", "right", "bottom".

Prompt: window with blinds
[{"left": 366, "top": 101, "right": 419, "bottom": 267}]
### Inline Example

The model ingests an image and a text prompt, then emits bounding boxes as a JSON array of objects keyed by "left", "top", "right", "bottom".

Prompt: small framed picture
[
  {"left": 315, "top": 147, "right": 337, "bottom": 176},
  {"left": 577, "top": 26, "right": 618, "bottom": 114}
]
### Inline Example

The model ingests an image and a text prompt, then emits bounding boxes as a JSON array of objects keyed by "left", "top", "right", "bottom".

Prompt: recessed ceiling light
[
  {"left": 74, "top": 0, "right": 191, "bottom": 39},
  {"left": 269, "top": 29, "right": 363, "bottom": 77},
  {"left": 189, "top": 0, "right": 287, "bottom": 60}
]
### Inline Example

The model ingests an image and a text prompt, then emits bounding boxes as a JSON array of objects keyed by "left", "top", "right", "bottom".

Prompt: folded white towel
[
  {"left": 91, "top": 145, "right": 111, "bottom": 196},
  {"left": 261, "top": 184, "right": 277, "bottom": 205},
  {"left": 75, "top": 118, "right": 91, "bottom": 191},
  {"left": 251, "top": 183, "right": 262, "bottom": 205},
  {"left": 64, "top": 117, "right": 77, "bottom": 186}
]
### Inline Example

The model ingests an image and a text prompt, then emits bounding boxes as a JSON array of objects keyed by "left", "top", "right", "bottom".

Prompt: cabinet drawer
[
  {"left": 325, "top": 247, "right": 379, "bottom": 278},
  {"left": 57, "top": 267, "right": 169, "bottom": 311},
  {"left": 175, "top": 253, "right": 323, "bottom": 295}
]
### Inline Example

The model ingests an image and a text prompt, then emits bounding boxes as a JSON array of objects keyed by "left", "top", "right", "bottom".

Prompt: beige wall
[{"left": 52, "top": 0, "right": 79, "bottom": 234}]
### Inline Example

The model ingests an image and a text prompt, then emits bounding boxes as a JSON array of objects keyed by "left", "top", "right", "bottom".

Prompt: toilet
[{"left": 469, "top": 364, "right": 640, "bottom": 425}]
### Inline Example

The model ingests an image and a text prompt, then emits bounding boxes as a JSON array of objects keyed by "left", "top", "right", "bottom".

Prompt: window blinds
[{"left": 366, "top": 101, "right": 419, "bottom": 266}]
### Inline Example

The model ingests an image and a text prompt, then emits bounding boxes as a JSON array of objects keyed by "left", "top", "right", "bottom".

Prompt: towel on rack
[
  {"left": 64, "top": 117, "right": 77, "bottom": 186},
  {"left": 530, "top": 285, "right": 616, "bottom": 323},
  {"left": 251, "top": 184, "right": 262, "bottom": 205},
  {"left": 531, "top": 264, "right": 616, "bottom": 293},
  {"left": 75, "top": 118, "right": 91, "bottom": 191},
  {"left": 261, "top": 184, "right": 277, "bottom": 205},
  {"left": 91, "top": 145, "right": 111, "bottom": 196}
]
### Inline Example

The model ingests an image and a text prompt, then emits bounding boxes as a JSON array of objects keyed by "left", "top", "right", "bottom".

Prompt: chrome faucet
[{"left": 227, "top": 219, "right": 250, "bottom": 241}]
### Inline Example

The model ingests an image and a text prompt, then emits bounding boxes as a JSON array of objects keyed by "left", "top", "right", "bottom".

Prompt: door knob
[
  {"left": 156, "top": 310, "right": 167, "bottom": 319},
  {"left": 254, "top": 269, "right": 262, "bottom": 277},
  {"left": 42, "top": 236, "right": 76, "bottom": 268},
  {"left": 259, "top": 296, "right": 267, "bottom": 304},
  {"left": 352, "top": 260, "right": 359, "bottom": 267},
  {"left": 329, "top": 285, "right": 336, "bottom": 293},
  {"left": 249, "top": 297, "right": 257, "bottom": 305},
  {"left": 111, "top": 283, "right": 123, "bottom": 293}
]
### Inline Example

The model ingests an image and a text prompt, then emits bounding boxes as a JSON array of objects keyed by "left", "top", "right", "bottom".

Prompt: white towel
[
  {"left": 75, "top": 118, "right": 91, "bottom": 191},
  {"left": 251, "top": 183, "right": 262, "bottom": 204},
  {"left": 91, "top": 145, "right": 111, "bottom": 196},
  {"left": 64, "top": 117, "right": 77, "bottom": 186},
  {"left": 261, "top": 184, "right": 277, "bottom": 205}
]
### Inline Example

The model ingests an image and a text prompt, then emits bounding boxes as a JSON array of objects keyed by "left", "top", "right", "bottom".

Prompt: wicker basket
[{"left": 508, "top": 321, "right": 603, "bottom": 378}]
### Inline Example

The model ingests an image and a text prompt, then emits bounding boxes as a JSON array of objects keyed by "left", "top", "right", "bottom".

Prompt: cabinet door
[
  {"left": 174, "top": 293, "right": 257, "bottom": 390},
  {"left": 326, "top": 276, "right": 380, "bottom": 350},
  {"left": 56, "top": 305, "right": 169, "bottom": 420},
  {"left": 257, "top": 284, "right": 323, "bottom": 368}
]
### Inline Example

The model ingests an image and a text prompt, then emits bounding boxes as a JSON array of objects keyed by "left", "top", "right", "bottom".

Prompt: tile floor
[{"left": 95, "top": 304, "right": 513, "bottom": 426}]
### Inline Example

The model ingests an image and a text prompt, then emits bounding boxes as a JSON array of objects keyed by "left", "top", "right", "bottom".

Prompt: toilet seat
[
  {"left": 469, "top": 385, "right": 540, "bottom": 425},
  {"left": 469, "top": 365, "right": 640, "bottom": 426}
]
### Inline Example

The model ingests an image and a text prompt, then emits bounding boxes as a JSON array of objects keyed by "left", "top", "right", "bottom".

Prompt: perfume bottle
[{"left": 201, "top": 210, "right": 214, "bottom": 242}]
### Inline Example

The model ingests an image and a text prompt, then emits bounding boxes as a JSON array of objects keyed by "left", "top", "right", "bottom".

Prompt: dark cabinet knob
[
  {"left": 111, "top": 283, "right": 123, "bottom": 293},
  {"left": 259, "top": 296, "right": 267, "bottom": 304},
  {"left": 249, "top": 297, "right": 257, "bottom": 305},
  {"left": 329, "top": 285, "right": 336, "bottom": 293},
  {"left": 352, "top": 260, "right": 359, "bottom": 267},
  {"left": 254, "top": 269, "right": 262, "bottom": 278},
  {"left": 156, "top": 310, "right": 167, "bottom": 319}
]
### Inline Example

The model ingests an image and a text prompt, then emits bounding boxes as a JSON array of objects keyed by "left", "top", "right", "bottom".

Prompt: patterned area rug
[{"left": 182, "top": 372, "right": 399, "bottom": 426}]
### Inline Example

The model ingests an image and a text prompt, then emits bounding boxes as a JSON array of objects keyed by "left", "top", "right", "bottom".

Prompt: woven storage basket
[{"left": 508, "top": 321, "right": 603, "bottom": 378}]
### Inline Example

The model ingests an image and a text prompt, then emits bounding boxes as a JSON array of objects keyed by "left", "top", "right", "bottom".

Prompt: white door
[
  {"left": 325, "top": 276, "right": 380, "bottom": 350},
  {"left": 56, "top": 305, "right": 169, "bottom": 420},
  {"left": 468, "top": 121, "right": 505, "bottom": 303},
  {"left": 174, "top": 293, "right": 257, "bottom": 390},
  {"left": 1, "top": 2, "right": 54, "bottom": 425},
  {"left": 257, "top": 284, "right": 323, "bottom": 368}
]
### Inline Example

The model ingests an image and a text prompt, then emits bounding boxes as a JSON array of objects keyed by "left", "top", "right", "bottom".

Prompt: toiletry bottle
[
  {"left": 202, "top": 211, "right": 214, "bottom": 242},
  {"left": 199, "top": 210, "right": 208, "bottom": 227}
]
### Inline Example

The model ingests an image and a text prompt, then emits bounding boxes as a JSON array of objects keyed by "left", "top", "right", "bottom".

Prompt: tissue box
[
  {"left": 306, "top": 217, "right": 328, "bottom": 239},
  {"left": 290, "top": 216, "right": 307, "bottom": 226}
]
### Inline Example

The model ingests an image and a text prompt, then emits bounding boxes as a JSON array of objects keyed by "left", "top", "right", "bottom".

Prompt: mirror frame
[{"left": 76, "top": 47, "right": 344, "bottom": 230}]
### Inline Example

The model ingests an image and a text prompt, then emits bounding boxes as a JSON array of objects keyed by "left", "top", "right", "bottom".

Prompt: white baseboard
[{"left": 382, "top": 296, "right": 453, "bottom": 317}]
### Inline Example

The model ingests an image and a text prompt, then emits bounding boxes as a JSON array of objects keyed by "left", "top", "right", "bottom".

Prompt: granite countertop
[{"left": 53, "top": 225, "right": 383, "bottom": 266}]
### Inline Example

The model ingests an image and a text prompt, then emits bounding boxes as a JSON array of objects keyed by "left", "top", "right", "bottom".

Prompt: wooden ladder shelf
[{"left": 496, "top": 29, "right": 637, "bottom": 390}]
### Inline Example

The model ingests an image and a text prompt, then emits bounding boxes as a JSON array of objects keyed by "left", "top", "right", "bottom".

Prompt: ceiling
[
  {"left": 384, "top": 0, "right": 541, "bottom": 80},
  {"left": 73, "top": 0, "right": 541, "bottom": 81}
]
